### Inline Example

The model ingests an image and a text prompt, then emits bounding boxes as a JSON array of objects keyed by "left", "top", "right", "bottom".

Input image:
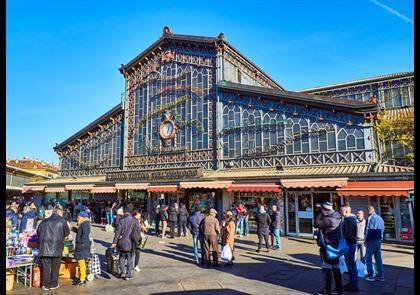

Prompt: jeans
[
  {"left": 356, "top": 241, "right": 366, "bottom": 263},
  {"left": 106, "top": 212, "right": 113, "bottom": 225},
  {"left": 344, "top": 244, "right": 358, "bottom": 288},
  {"left": 236, "top": 217, "right": 244, "bottom": 236},
  {"left": 366, "top": 240, "right": 384, "bottom": 277},
  {"left": 119, "top": 251, "right": 134, "bottom": 277},
  {"left": 244, "top": 217, "right": 249, "bottom": 236},
  {"left": 154, "top": 220, "right": 160, "bottom": 236},
  {"left": 192, "top": 234, "right": 199, "bottom": 262},
  {"left": 273, "top": 228, "right": 281, "bottom": 249}
]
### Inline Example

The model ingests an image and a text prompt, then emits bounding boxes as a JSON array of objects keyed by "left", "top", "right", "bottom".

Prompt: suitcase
[{"left": 105, "top": 247, "right": 119, "bottom": 275}]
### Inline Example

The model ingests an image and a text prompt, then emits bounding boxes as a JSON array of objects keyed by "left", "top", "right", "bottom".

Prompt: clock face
[{"left": 163, "top": 122, "right": 173, "bottom": 137}]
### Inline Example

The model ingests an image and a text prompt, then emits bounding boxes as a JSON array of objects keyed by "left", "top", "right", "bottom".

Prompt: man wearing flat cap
[{"left": 200, "top": 208, "right": 221, "bottom": 267}]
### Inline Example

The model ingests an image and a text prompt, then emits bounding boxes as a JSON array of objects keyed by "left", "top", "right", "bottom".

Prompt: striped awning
[
  {"left": 180, "top": 181, "right": 233, "bottom": 190},
  {"left": 227, "top": 183, "right": 281, "bottom": 192},
  {"left": 91, "top": 186, "right": 117, "bottom": 194},
  {"left": 337, "top": 181, "right": 414, "bottom": 197},
  {"left": 280, "top": 178, "right": 348, "bottom": 188},
  {"left": 65, "top": 184, "right": 94, "bottom": 191},
  {"left": 115, "top": 183, "right": 149, "bottom": 190},
  {"left": 45, "top": 187, "right": 66, "bottom": 193},
  {"left": 22, "top": 185, "right": 46, "bottom": 193},
  {"left": 147, "top": 185, "right": 180, "bottom": 192}
]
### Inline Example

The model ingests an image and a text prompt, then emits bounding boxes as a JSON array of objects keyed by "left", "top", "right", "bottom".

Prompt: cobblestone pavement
[{"left": 9, "top": 225, "right": 414, "bottom": 295}]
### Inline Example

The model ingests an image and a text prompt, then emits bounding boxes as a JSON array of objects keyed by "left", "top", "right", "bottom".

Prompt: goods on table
[{"left": 6, "top": 228, "right": 36, "bottom": 262}]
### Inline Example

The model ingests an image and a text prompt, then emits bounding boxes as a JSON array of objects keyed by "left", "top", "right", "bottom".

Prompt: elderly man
[
  {"left": 365, "top": 206, "right": 385, "bottom": 282},
  {"left": 356, "top": 210, "right": 366, "bottom": 263},
  {"left": 200, "top": 208, "right": 221, "bottom": 267}
]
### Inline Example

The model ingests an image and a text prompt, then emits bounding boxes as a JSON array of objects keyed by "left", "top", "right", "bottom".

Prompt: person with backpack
[
  {"left": 112, "top": 207, "right": 135, "bottom": 280},
  {"left": 315, "top": 202, "right": 343, "bottom": 295},
  {"left": 177, "top": 203, "right": 189, "bottom": 237}
]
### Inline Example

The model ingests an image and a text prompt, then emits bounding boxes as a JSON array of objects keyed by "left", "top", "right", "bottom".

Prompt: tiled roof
[
  {"left": 373, "top": 163, "right": 414, "bottom": 174},
  {"left": 382, "top": 107, "right": 413, "bottom": 121},
  {"left": 7, "top": 159, "right": 58, "bottom": 172}
]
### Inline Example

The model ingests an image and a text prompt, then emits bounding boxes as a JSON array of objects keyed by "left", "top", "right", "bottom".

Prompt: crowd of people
[{"left": 315, "top": 202, "right": 385, "bottom": 295}]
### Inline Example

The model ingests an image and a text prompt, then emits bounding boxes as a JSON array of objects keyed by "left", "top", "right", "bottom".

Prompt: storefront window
[
  {"left": 57, "top": 192, "right": 69, "bottom": 207},
  {"left": 189, "top": 192, "right": 215, "bottom": 215},
  {"left": 44, "top": 193, "right": 56, "bottom": 207},
  {"left": 288, "top": 193, "right": 296, "bottom": 233},
  {"left": 399, "top": 198, "right": 414, "bottom": 241},
  {"left": 380, "top": 197, "right": 396, "bottom": 239}
]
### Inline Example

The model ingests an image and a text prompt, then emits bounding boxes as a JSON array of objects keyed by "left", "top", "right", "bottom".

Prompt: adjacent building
[{"left": 26, "top": 27, "right": 414, "bottom": 242}]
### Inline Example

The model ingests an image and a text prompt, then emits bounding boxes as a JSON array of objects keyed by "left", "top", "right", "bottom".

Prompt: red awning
[
  {"left": 280, "top": 178, "right": 348, "bottom": 188},
  {"left": 115, "top": 183, "right": 149, "bottom": 191},
  {"left": 147, "top": 185, "right": 179, "bottom": 192},
  {"left": 227, "top": 183, "right": 281, "bottom": 193},
  {"left": 337, "top": 181, "right": 414, "bottom": 197},
  {"left": 65, "top": 184, "right": 94, "bottom": 191},
  {"left": 180, "top": 181, "right": 233, "bottom": 190},
  {"left": 91, "top": 186, "right": 116, "bottom": 194},
  {"left": 22, "top": 185, "right": 46, "bottom": 193},
  {"left": 45, "top": 187, "right": 66, "bottom": 193}
]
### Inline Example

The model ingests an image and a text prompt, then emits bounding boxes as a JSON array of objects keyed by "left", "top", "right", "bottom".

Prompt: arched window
[{"left": 338, "top": 128, "right": 365, "bottom": 151}]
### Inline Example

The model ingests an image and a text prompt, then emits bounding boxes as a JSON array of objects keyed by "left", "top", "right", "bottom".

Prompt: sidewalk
[{"left": 9, "top": 225, "right": 414, "bottom": 294}]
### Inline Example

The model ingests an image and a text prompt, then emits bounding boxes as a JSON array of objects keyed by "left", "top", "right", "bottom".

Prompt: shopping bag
[
  {"left": 326, "top": 238, "right": 349, "bottom": 260},
  {"left": 356, "top": 260, "right": 367, "bottom": 278},
  {"left": 221, "top": 245, "right": 232, "bottom": 261},
  {"left": 339, "top": 256, "right": 348, "bottom": 274}
]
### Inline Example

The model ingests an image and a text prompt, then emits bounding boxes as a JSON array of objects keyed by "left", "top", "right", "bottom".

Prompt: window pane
[
  {"left": 356, "top": 138, "right": 364, "bottom": 150},
  {"left": 328, "top": 132, "right": 336, "bottom": 149},
  {"left": 338, "top": 140, "right": 346, "bottom": 151},
  {"left": 347, "top": 135, "right": 356, "bottom": 149},
  {"left": 338, "top": 130, "right": 346, "bottom": 140}
]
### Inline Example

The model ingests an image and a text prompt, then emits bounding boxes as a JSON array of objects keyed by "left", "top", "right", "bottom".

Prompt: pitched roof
[
  {"left": 54, "top": 104, "right": 123, "bottom": 151},
  {"left": 217, "top": 80, "right": 377, "bottom": 114},
  {"left": 297, "top": 72, "right": 414, "bottom": 93},
  {"left": 7, "top": 159, "right": 58, "bottom": 173}
]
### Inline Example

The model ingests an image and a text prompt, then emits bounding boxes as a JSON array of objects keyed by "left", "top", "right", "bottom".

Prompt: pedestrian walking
[
  {"left": 168, "top": 203, "right": 178, "bottom": 238},
  {"left": 270, "top": 205, "right": 282, "bottom": 250},
  {"left": 177, "top": 203, "right": 189, "bottom": 237},
  {"left": 112, "top": 208, "right": 136, "bottom": 280},
  {"left": 72, "top": 211, "right": 91, "bottom": 286},
  {"left": 356, "top": 210, "right": 366, "bottom": 263},
  {"left": 37, "top": 209, "right": 70, "bottom": 291},
  {"left": 188, "top": 206, "right": 204, "bottom": 264},
  {"left": 200, "top": 208, "right": 221, "bottom": 267},
  {"left": 340, "top": 205, "right": 359, "bottom": 292},
  {"left": 131, "top": 210, "right": 142, "bottom": 272},
  {"left": 154, "top": 205, "right": 161, "bottom": 237},
  {"left": 221, "top": 210, "right": 236, "bottom": 266},
  {"left": 315, "top": 202, "right": 343, "bottom": 295},
  {"left": 161, "top": 205, "right": 169, "bottom": 238},
  {"left": 365, "top": 206, "right": 385, "bottom": 282},
  {"left": 256, "top": 205, "right": 272, "bottom": 253}
]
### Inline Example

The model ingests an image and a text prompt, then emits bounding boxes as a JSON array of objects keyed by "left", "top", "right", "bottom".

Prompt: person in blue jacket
[
  {"left": 364, "top": 206, "right": 385, "bottom": 282},
  {"left": 188, "top": 206, "right": 204, "bottom": 265},
  {"left": 6, "top": 202, "right": 19, "bottom": 229},
  {"left": 19, "top": 205, "right": 37, "bottom": 233}
]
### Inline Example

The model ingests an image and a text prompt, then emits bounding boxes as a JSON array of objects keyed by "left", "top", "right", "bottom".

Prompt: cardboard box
[
  {"left": 59, "top": 261, "right": 78, "bottom": 279},
  {"left": 6, "top": 270, "right": 14, "bottom": 291}
]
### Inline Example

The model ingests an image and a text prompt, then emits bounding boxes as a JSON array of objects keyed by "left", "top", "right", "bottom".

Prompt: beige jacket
[{"left": 201, "top": 215, "right": 221, "bottom": 236}]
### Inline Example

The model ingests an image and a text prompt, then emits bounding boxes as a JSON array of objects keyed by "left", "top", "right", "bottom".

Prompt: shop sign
[{"left": 106, "top": 167, "right": 203, "bottom": 182}]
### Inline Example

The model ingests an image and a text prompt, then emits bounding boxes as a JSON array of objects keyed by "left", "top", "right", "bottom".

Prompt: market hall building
[{"left": 26, "top": 27, "right": 414, "bottom": 243}]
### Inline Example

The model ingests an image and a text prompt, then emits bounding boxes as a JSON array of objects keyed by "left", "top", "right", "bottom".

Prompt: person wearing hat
[
  {"left": 256, "top": 205, "right": 272, "bottom": 253},
  {"left": 72, "top": 211, "right": 92, "bottom": 286},
  {"left": 221, "top": 210, "right": 236, "bottom": 266},
  {"left": 315, "top": 201, "right": 343, "bottom": 295},
  {"left": 200, "top": 208, "right": 221, "bottom": 267}
]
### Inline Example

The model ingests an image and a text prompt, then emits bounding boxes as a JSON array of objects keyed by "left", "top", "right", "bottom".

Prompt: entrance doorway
[{"left": 287, "top": 192, "right": 313, "bottom": 237}]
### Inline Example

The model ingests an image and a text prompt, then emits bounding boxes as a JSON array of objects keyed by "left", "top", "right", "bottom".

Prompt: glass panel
[
  {"left": 338, "top": 140, "right": 346, "bottom": 151},
  {"left": 298, "top": 194, "right": 312, "bottom": 211},
  {"left": 298, "top": 194, "right": 313, "bottom": 234},
  {"left": 380, "top": 197, "right": 396, "bottom": 239},
  {"left": 399, "top": 198, "right": 413, "bottom": 241},
  {"left": 347, "top": 135, "right": 356, "bottom": 149},
  {"left": 299, "top": 218, "right": 313, "bottom": 234},
  {"left": 288, "top": 194, "right": 296, "bottom": 233}
]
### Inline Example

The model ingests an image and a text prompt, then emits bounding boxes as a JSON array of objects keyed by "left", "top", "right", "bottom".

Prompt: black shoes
[
  {"left": 343, "top": 285, "right": 359, "bottom": 292},
  {"left": 256, "top": 249, "right": 260, "bottom": 253}
]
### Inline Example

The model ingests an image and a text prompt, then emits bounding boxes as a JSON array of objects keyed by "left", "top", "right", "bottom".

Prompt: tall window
[{"left": 337, "top": 128, "right": 364, "bottom": 151}]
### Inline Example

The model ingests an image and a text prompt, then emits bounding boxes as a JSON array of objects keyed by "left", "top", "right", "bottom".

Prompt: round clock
[{"left": 159, "top": 120, "right": 176, "bottom": 139}]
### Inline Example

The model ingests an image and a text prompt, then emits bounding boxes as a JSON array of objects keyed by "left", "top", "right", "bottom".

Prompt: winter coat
[
  {"left": 37, "top": 213, "right": 70, "bottom": 257},
  {"left": 19, "top": 210, "right": 37, "bottom": 233},
  {"left": 6, "top": 209, "right": 19, "bottom": 228},
  {"left": 188, "top": 211, "right": 204, "bottom": 236},
  {"left": 154, "top": 209, "right": 161, "bottom": 222},
  {"left": 221, "top": 218, "right": 235, "bottom": 249},
  {"left": 74, "top": 220, "right": 91, "bottom": 260},
  {"left": 256, "top": 212, "right": 272, "bottom": 235},
  {"left": 177, "top": 206, "right": 189, "bottom": 222},
  {"left": 365, "top": 213, "right": 385, "bottom": 242},
  {"left": 113, "top": 213, "right": 135, "bottom": 252},
  {"left": 270, "top": 211, "right": 281, "bottom": 230},
  {"left": 315, "top": 210, "right": 341, "bottom": 248},
  {"left": 342, "top": 214, "right": 358, "bottom": 245},
  {"left": 168, "top": 205, "right": 178, "bottom": 222},
  {"left": 200, "top": 215, "right": 221, "bottom": 236},
  {"left": 131, "top": 218, "right": 142, "bottom": 250}
]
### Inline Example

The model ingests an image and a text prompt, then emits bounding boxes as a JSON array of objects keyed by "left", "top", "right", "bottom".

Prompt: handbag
[
  {"left": 221, "top": 245, "right": 233, "bottom": 261},
  {"left": 326, "top": 219, "right": 349, "bottom": 260}
]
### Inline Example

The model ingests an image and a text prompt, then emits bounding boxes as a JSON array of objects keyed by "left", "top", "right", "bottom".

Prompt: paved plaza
[{"left": 10, "top": 225, "right": 414, "bottom": 295}]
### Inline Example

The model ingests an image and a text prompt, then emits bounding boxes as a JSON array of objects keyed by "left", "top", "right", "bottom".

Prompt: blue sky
[{"left": 6, "top": 0, "right": 414, "bottom": 164}]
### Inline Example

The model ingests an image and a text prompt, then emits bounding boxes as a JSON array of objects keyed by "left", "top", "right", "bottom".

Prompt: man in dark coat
[
  {"left": 177, "top": 203, "right": 189, "bottom": 237},
  {"left": 315, "top": 202, "right": 343, "bottom": 295},
  {"left": 256, "top": 205, "right": 272, "bottom": 253},
  {"left": 168, "top": 203, "right": 178, "bottom": 238},
  {"left": 72, "top": 211, "right": 91, "bottom": 286},
  {"left": 112, "top": 209, "right": 135, "bottom": 280},
  {"left": 37, "top": 211, "right": 70, "bottom": 291},
  {"left": 188, "top": 206, "right": 204, "bottom": 264}
]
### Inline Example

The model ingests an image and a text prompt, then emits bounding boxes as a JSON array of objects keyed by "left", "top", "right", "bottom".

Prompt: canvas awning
[
  {"left": 337, "top": 181, "right": 414, "bottom": 197},
  {"left": 65, "top": 184, "right": 94, "bottom": 191},
  {"left": 180, "top": 181, "right": 233, "bottom": 190},
  {"left": 280, "top": 178, "right": 348, "bottom": 188},
  {"left": 22, "top": 185, "right": 46, "bottom": 193},
  {"left": 115, "top": 183, "right": 149, "bottom": 190},
  {"left": 227, "top": 183, "right": 281, "bottom": 192},
  {"left": 91, "top": 186, "right": 117, "bottom": 194},
  {"left": 147, "top": 185, "right": 180, "bottom": 192},
  {"left": 45, "top": 187, "right": 66, "bottom": 193}
]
